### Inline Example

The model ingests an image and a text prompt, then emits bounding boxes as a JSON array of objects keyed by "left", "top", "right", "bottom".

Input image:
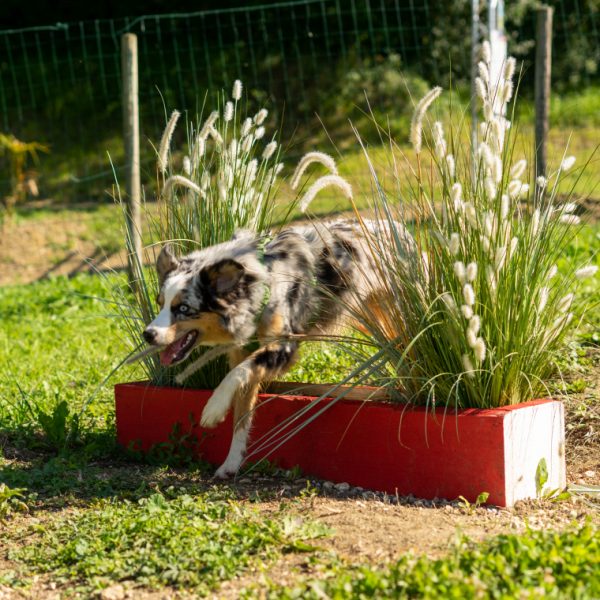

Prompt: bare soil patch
[{"left": 1, "top": 198, "right": 598, "bottom": 287}]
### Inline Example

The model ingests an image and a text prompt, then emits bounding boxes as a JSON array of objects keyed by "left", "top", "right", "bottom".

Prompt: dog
[{"left": 143, "top": 220, "right": 415, "bottom": 478}]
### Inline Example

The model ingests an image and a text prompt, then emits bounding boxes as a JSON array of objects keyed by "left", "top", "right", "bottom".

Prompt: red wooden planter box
[{"left": 114, "top": 382, "right": 566, "bottom": 507}]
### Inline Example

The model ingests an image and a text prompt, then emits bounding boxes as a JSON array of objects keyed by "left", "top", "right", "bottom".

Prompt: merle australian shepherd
[{"left": 143, "top": 220, "right": 414, "bottom": 478}]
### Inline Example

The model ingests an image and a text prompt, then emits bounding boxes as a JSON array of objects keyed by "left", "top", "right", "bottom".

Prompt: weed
[
  {"left": 457, "top": 491, "right": 490, "bottom": 513},
  {"left": 36, "top": 400, "right": 79, "bottom": 452},
  {"left": 0, "top": 483, "right": 28, "bottom": 523}
]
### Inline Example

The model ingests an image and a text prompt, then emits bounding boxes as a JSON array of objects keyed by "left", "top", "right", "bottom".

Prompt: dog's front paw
[{"left": 213, "top": 462, "right": 239, "bottom": 479}]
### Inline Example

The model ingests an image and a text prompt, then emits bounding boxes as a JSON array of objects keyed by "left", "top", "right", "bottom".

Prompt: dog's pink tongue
[{"left": 160, "top": 337, "right": 188, "bottom": 366}]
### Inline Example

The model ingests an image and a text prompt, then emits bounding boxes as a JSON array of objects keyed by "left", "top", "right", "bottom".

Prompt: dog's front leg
[
  {"left": 214, "top": 380, "right": 260, "bottom": 479},
  {"left": 200, "top": 359, "right": 253, "bottom": 428},
  {"left": 206, "top": 342, "right": 298, "bottom": 477}
]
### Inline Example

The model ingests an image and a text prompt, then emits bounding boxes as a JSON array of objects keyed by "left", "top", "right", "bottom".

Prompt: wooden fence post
[
  {"left": 121, "top": 33, "right": 142, "bottom": 288},
  {"left": 535, "top": 6, "right": 553, "bottom": 181}
]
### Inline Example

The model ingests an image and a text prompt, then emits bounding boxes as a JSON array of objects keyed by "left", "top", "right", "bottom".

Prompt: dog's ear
[
  {"left": 202, "top": 259, "right": 245, "bottom": 296},
  {"left": 157, "top": 244, "right": 179, "bottom": 286}
]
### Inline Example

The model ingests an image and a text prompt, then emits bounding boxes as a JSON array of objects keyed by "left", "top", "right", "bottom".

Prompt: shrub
[
  {"left": 342, "top": 44, "right": 598, "bottom": 408},
  {"left": 108, "top": 81, "right": 351, "bottom": 389}
]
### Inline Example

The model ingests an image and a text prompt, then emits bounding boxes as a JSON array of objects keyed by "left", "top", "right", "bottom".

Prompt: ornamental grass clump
[
  {"left": 347, "top": 44, "right": 597, "bottom": 409},
  {"left": 110, "top": 81, "right": 351, "bottom": 388}
]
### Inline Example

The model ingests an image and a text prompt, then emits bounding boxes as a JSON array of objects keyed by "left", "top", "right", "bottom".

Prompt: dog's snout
[{"left": 143, "top": 328, "right": 157, "bottom": 344}]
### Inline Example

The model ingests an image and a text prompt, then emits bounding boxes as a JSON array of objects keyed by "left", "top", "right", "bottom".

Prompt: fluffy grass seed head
[
  {"left": 501, "top": 194, "right": 510, "bottom": 220},
  {"left": 454, "top": 261, "right": 467, "bottom": 284},
  {"left": 538, "top": 286, "right": 549, "bottom": 312},
  {"left": 575, "top": 265, "right": 598, "bottom": 279},
  {"left": 461, "top": 304, "right": 474, "bottom": 320},
  {"left": 504, "top": 57, "right": 516, "bottom": 81},
  {"left": 475, "top": 77, "right": 487, "bottom": 101},
  {"left": 433, "top": 121, "right": 447, "bottom": 158},
  {"left": 291, "top": 152, "right": 338, "bottom": 190},
  {"left": 561, "top": 156, "right": 576, "bottom": 171},
  {"left": 473, "top": 338, "right": 486, "bottom": 362},
  {"left": 485, "top": 177, "right": 497, "bottom": 200},
  {"left": 299, "top": 175, "right": 352, "bottom": 213},
  {"left": 559, "top": 202, "right": 577, "bottom": 214},
  {"left": 254, "top": 109, "right": 268, "bottom": 125},
  {"left": 463, "top": 283, "right": 475, "bottom": 306},
  {"left": 232, "top": 79, "right": 243, "bottom": 101},
  {"left": 162, "top": 174, "right": 201, "bottom": 200},
  {"left": 224, "top": 101, "right": 234, "bottom": 122},
  {"left": 241, "top": 135, "right": 253, "bottom": 153},
  {"left": 451, "top": 183, "right": 463, "bottom": 209},
  {"left": 241, "top": 117, "right": 253, "bottom": 137},
  {"left": 441, "top": 292, "right": 458, "bottom": 314},
  {"left": 466, "top": 262, "right": 478, "bottom": 282},
  {"left": 462, "top": 354, "right": 475, "bottom": 377},
  {"left": 478, "top": 61, "right": 490, "bottom": 84},
  {"left": 262, "top": 141, "right": 277, "bottom": 161},
  {"left": 510, "top": 159, "right": 527, "bottom": 180},
  {"left": 464, "top": 202, "right": 477, "bottom": 226},
  {"left": 446, "top": 154, "right": 455, "bottom": 177},
  {"left": 494, "top": 246, "right": 507, "bottom": 271},
  {"left": 410, "top": 86, "right": 442, "bottom": 154},
  {"left": 449, "top": 233, "right": 460, "bottom": 256},
  {"left": 158, "top": 110, "right": 181, "bottom": 174},
  {"left": 558, "top": 293, "right": 574, "bottom": 313},
  {"left": 560, "top": 214, "right": 581, "bottom": 225},
  {"left": 531, "top": 208, "right": 541, "bottom": 237},
  {"left": 466, "top": 328, "right": 478, "bottom": 348}
]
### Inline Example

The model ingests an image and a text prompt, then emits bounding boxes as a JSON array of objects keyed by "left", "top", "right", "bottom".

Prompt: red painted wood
[{"left": 114, "top": 382, "right": 555, "bottom": 506}]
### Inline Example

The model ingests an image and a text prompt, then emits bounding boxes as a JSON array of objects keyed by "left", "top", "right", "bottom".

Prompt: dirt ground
[{"left": 0, "top": 202, "right": 129, "bottom": 286}]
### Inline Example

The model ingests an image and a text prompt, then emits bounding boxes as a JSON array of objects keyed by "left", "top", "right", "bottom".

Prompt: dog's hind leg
[{"left": 214, "top": 380, "right": 260, "bottom": 479}]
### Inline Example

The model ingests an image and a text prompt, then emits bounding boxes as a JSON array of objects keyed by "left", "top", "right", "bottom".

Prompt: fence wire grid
[{"left": 0, "top": 0, "right": 598, "bottom": 200}]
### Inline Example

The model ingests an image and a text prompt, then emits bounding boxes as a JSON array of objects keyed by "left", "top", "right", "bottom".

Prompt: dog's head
[{"left": 143, "top": 238, "right": 265, "bottom": 365}]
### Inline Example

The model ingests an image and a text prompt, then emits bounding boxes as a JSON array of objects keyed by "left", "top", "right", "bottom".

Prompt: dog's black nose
[{"left": 143, "top": 328, "right": 156, "bottom": 344}]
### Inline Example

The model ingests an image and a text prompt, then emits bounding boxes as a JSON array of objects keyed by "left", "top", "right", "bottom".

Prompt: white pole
[
  {"left": 489, "top": 0, "right": 508, "bottom": 115},
  {"left": 471, "top": 0, "right": 480, "bottom": 181}
]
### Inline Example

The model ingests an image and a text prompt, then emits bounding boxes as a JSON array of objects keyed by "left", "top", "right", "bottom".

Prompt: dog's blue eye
[{"left": 178, "top": 304, "right": 189, "bottom": 313}]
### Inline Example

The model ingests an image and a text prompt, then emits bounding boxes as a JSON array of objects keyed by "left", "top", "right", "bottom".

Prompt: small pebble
[
  {"left": 584, "top": 470, "right": 596, "bottom": 478},
  {"left": 335, "top": 482, "right": 351, "bottom": 493},
  {"left": 100, "top": 584, "right": 125, "bottom": 600}
]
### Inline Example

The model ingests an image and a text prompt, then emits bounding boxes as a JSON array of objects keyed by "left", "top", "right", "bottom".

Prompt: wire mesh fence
[{"left": 0, "top": 0, "right": 598, "bottom": 201}]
